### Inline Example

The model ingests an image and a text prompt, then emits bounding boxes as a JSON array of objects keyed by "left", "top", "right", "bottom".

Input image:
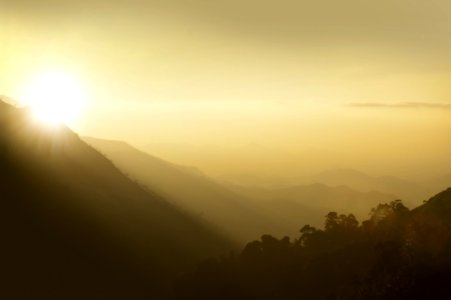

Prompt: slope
[
  {"left": 0, "top": 100, "right": 231, "bottom": 299},
  {"left": 83, "top": 137, "right": 286, "bottom": 243},
  {"left": 84, "top": 137, "right": 397, "bottom": 238}
]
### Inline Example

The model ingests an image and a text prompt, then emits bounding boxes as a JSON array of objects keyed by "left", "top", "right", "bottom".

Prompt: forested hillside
[{"left": 175, "top": 188, "right": 451, "bottom": 299}]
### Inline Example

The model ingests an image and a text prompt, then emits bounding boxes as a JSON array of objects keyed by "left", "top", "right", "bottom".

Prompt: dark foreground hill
[
  {"left": 0, "top": 100, "right": 232, "bottom": 299},
  {"left": 175, "top": 188, "right": 451, "bottom": 300}
]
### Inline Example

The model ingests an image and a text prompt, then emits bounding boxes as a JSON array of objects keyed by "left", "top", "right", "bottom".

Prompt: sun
[{"left": 21, "top": 70, "right": 87, "bottom": 127}]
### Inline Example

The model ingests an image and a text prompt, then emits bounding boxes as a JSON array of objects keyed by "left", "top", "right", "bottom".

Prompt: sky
[{"left": 1, "top": 0, "right": 451, "bottom": 179}]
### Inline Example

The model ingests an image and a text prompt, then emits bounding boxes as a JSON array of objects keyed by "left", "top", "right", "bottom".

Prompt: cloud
[{"left": 348, "top": 102, "right": 451, "bottom": 109}]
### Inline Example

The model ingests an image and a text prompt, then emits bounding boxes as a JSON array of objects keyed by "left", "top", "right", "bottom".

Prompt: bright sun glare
[{"left": 21, "top": 71, "right": 86, "bottom": 126}]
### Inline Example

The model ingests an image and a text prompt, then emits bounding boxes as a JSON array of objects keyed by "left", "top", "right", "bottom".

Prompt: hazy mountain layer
[
  {"left": 309, "top": 169, "right": 433, "bottom": 206},
  {"left": 230, "top": 183, "right": 397, "bottom": 228},
  {"left": 84, "top": 137, "right": 286, "bottom": 243},
  {"left": 85, "top": 137, "right": 403, "bottom": 239}
]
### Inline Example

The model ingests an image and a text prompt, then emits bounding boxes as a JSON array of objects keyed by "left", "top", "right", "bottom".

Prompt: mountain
[
  {"left": 230, "top": 183, "right": 398, "bottom": 227},
  {"left": 83, "top": 137, "right": 292, "bottom": 243},
  {"left": 82, "top": 138, "right": 402, "bottom": 238},
  {"left": 310, "top": 168, "right": 432, "bottom": 206},
  {"left": 0, "top": 100, "right": 232, "bottom": 299}
]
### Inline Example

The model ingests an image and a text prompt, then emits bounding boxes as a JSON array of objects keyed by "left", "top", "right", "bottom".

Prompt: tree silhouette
[{"left": 175, "top": 191, "right": 451, "bottom": 299}]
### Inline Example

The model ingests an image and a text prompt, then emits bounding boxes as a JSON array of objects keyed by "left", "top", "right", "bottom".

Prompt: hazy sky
[{"left": 1, "top": 0, "right": 451, "bottom": 178}]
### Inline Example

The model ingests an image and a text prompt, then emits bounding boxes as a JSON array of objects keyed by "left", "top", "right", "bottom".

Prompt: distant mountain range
[
  {"left": 308, "top": 169, "right": 433, "bottom": 206},
  {"left": 84, "top": 137, "right": 283, "bottom": 243},
  {"left": 218, "top": 168, "right": 445, "bottom": 208},
  {"left": 85, "top": 137, "right": 407, "bottom": 237},
  {"left": 230, "top": 183, "right": 397, "bottom": 223},
  {"left": 0, "top": 100, "right": 231, "bottom": 298}
]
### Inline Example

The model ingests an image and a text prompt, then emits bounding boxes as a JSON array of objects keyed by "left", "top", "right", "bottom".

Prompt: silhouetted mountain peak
[{"left": 0, "top": 101, "right": 232, "bottom": 298}]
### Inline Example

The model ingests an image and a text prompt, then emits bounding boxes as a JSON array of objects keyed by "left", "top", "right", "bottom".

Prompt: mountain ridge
[
  {"left": 84, "top": 136, "right": 284, "bottom": 244},
  {"left": 0, "top": 100, "right": 232, "bottom": 298}
]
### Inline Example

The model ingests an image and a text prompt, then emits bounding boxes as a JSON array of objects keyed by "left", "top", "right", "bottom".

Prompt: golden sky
[{"left": 1, "top": 0, "right": 451, "bottom": 178}]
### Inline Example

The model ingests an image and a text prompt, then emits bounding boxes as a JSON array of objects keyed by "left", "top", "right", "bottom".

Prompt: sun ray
[{"left": 20, "top": 70, "right": 86, "bottom": 127}]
